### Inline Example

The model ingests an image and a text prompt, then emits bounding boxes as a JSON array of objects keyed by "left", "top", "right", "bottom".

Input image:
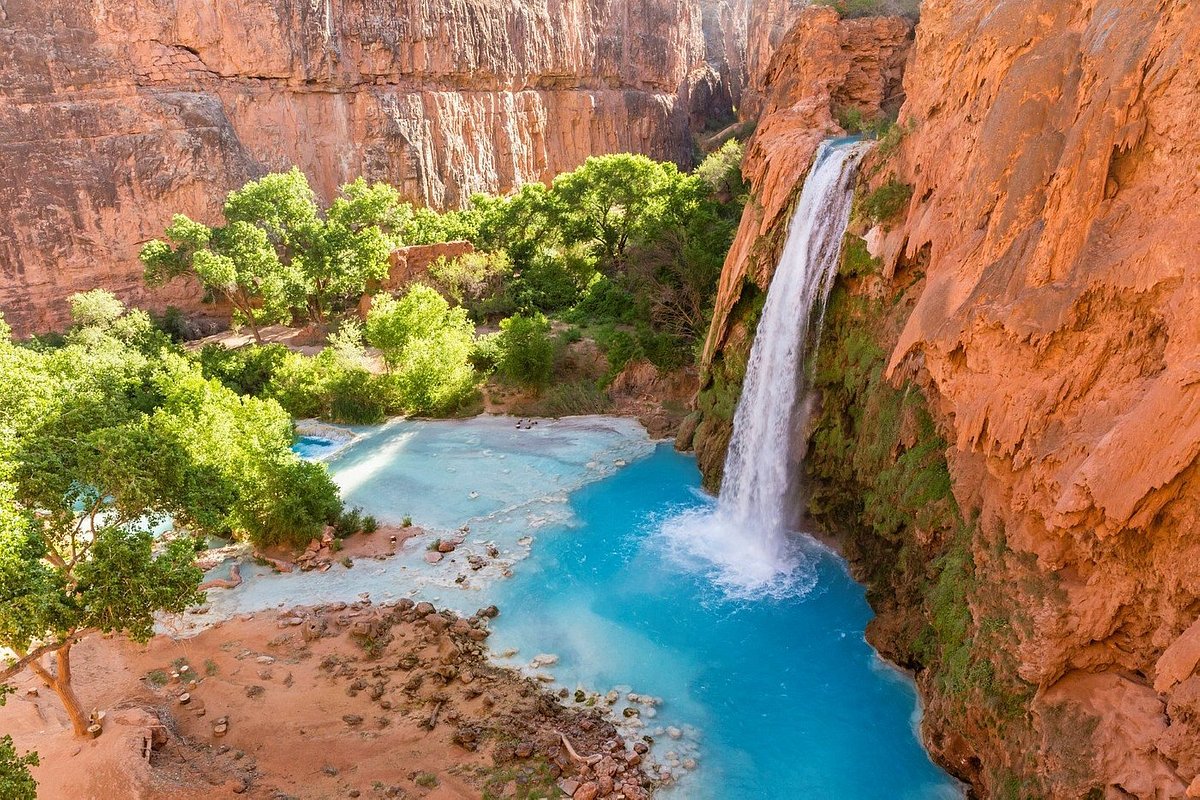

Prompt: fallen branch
[
  {"left": 555, "top": 730, "right": 603, "bottom": 765},
  {"left": 420, "top": 699, "right": 445, "bottom": 731}
]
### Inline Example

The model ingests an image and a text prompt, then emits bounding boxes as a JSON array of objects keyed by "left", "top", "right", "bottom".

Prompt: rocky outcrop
[
  {"left": 699, "top": 0, "right": 1200, "bottom": 796},
  {"left": 693, "top": 7, "right": 911, "bottom": 484},
  {"left": 0, "top": 0, "right": 736, "bottom": 335},
  {"left": 867, "top": 1, "right": 1200, "bottom": 795}
]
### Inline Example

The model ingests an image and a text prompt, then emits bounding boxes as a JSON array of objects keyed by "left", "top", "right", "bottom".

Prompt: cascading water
[{"left": 662, "top": 139, "right": 871, "bottom": 598}]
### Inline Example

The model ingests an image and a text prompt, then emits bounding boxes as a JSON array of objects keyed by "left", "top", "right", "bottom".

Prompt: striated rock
[
  {"left": 0, "top": 0, "right": 739, "bottom": 335},
  {"left": 700, "top": 0, "right": 1200, "bottom": 796},
  {"left": 860, "top": 2, "right": 1200, "bottom": 794}
]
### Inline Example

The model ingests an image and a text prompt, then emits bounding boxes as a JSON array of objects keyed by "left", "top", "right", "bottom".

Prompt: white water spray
[{"left": 661, "top": 139, "right": 870, "bottom": 598}]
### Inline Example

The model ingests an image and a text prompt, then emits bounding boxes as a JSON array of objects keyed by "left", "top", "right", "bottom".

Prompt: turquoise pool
[{"left": 211, "top": 416, "right": 959, "bottom": 798}]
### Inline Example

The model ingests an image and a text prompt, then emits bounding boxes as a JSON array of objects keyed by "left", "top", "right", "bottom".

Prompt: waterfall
[{"left": 661, "top": 139, "right": 870, "bottom": 598}]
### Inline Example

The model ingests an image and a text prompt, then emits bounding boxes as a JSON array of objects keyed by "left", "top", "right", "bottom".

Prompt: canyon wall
[
  {"left": 0, "top": 0, "right": 736, "bottom": 335},
  {"left": 698, "top": 1, "right": 1200, "bottom": 796}
]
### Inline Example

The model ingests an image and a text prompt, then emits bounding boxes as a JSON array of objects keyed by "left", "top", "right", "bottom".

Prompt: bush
[
  {"left": 496, "top": 313, "right": 555, "bottom": 387},
  {"left": 427, "top": 251, "right": 513, "bottom": 319},
  {"left": 199, "top": 343, "right": 289, "bottom": 396},
  {"left": 860, "top": 179, "right": 913, "bottom": 225},
  {"left": 364, "top": 286, "right": 479, "bottom": 415},
  {"left": 566, "top": 275, "right": 636, "bottom": 325}
]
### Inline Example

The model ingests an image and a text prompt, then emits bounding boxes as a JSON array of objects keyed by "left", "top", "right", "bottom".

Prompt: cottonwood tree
[
  {"left": 145, "top": 169, "right": 406, "bottom": 332},
  {"left": 550, "top": 154, "right": 700, "bottom": 270},
  {"left": 141, "top": 214, "right": 303, "bottom": 342},
  {"left": 364, "top": 285, "right": 477, "bottom": 413},
  {"left": 0, "top": 300, "right": 342, "bottom": 735}
]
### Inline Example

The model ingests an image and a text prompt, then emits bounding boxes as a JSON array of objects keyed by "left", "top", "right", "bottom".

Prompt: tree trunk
[
  {"left": 228, "top": 289, "right": 264, "bottom": 344},
  {"left": 28, "top": 643, "right": 89, "bottom": 737}
]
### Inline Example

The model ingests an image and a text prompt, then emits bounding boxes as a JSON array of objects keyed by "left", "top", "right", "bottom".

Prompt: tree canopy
[
  {"left": 142, "top": 170, "right": 410, "bottom": 337},
  {"left": 0, "top": 295, "right": 345, "bottom": 735}
]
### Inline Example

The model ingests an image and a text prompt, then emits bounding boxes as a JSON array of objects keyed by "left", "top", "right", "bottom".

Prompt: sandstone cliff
[
  {"left": 874, "top": 1, "right": 1200, "bottom": 795},
  {"left": 0, "top": 0, "right": 733, "bottom": 334},
  {"left": 698, "top": 1, "right": 1200, "bottom": 796}
]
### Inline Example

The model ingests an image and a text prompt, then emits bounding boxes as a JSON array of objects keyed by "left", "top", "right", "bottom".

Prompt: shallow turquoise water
[
  {"left": 207, "top": 417, "right": 958, "bottom": 798},
  {"left": 487, "top": 444, "right": 960, "bottom": 800}
]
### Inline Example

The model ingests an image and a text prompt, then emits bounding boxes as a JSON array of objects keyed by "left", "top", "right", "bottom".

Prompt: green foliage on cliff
[
  {"left": 803, "top": 234, "right": 1047, "bottom": 790},
  {"left": 814, "top": 0, "right": 921, "bottom": 20},
  {"left": 858, "top": 179, "right": 914, "bottom": 226}
]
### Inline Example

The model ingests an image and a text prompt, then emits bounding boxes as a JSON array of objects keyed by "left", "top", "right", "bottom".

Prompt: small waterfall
[{"left": 661, "top": 139, "right": 869, "bottom": 598}]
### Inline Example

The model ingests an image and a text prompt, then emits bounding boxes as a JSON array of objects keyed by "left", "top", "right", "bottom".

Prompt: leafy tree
[
  {"left": 141, "top": 214, "right": 302, "bottom": 342},
  {"left": 496, "top": 313, "right": 556, "bottom": 387},
  {"left": 427, "top": 251, "right": 513, "bottom": 316},
  {"left": 364, "top": 285, "right": 477, "bottom": 413},
  {"left": 0, "top": 309, "right": 345, "bottom": 734},
  {"left": 549, "top": 154, "right": 702, "bottom": 270},
  {"left": 695, "top": 139, "right": 747, "bottom": 202},
  {"left": 68, "top": 289, "right": 126, "bottom": 329},
  {"left": 299, "top": 179, "right": 402, "bottom": 320},
  {"left": 365, "top": 285, "right": 456, "bottom": 373},
  {"left": 146, "top": 169, "right": 405, "bottom": 331}
]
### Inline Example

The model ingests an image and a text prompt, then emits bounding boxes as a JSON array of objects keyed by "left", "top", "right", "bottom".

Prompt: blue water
[
  {"left": 293, "top": 434, "right": 341, "bottom": 460},
  {"left": 203, "top": 417, "right": 958, "bottom": 798},
  {"left": 488, "top": 444, "right": 959, "bottom": 800}
]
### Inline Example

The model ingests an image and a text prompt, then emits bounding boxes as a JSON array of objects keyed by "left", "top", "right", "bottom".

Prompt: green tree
[
  {"left": 146, "top": 169, "right": 406, "bottom": 331},
  {"left": 141, "top": 214, "right": 303, "bottom": 342},
  {"left": 0, "top": 310, "right": 345, "bottom": 734},
  {"left": 67, "top": 289, "right": 126, "bottom": 329},
  {"left": 299, "top": 179, "right": 402, "bottom": 321},
  {"left": 550, "top": 154, "right": 701, "bottom": 270},
  {"left": 364, "top": 285, "right": 477, "bottom": 413},
  {"left": 496, "top": 313, "right": 555, "bottom": 387}
]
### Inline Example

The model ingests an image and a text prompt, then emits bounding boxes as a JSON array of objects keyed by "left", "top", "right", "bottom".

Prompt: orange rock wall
[
  {"left": 701, "top": 1, "right": 1200, "bottom": 795},
  {"left": 876, "top": 1, "right": 1200, "bottom": 794},
  {"left": 0, "top": 0, "right": 733, "bottom": 335},
  {"left": 701, "top": 8, "right": 912, "bottom": 367}
]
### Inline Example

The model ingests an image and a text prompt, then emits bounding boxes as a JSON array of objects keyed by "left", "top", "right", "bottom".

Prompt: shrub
[
  {"left": 496, "top": 313, "right": 555, "bottom": 387},
  {"left": 470, "top": 332, "right": 502, "bottom": 372},
  {"left": 362, "top": 286, "right": 479, "bottom": 415},
  {"left": 860, "top": 179, "right": 913, "bottom": 225},
  {"left": 199, "top": 343, "right": 289, "bottom": 396},
  {"left": 427, "top": 251, "right": 513, "bottom": 318}
]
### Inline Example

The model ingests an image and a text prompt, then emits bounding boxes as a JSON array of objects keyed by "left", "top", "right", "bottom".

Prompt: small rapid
[{"left": 661, "top": 139, "right": 870, "bottom": 599}]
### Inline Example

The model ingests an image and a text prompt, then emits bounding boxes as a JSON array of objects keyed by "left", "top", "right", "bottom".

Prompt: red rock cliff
[
  {"left": 700, "top": 1, "right": 1200, "bottom": 796},
  {"left": 0, "top": 0, "right": 730, "bottom": 334},
  {"left": 877, "top": 1, "right": 1200, "bottom": 795}
]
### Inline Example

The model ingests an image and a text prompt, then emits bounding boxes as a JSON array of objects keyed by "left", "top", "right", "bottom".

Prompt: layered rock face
[
  {"left": 0, "top": 0, "right": 730, "bottom": 334},
  {"left": 874, "top": 1, "right": 1200, "bottom": 795},
  {"left": 699, "top": 0, "right": 1200, "bottom": 796}
]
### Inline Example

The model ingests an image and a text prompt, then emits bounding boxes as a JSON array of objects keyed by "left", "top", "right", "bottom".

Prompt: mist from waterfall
[{"left": 660, "top": 139, "right": 870, "bottom": 599}]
